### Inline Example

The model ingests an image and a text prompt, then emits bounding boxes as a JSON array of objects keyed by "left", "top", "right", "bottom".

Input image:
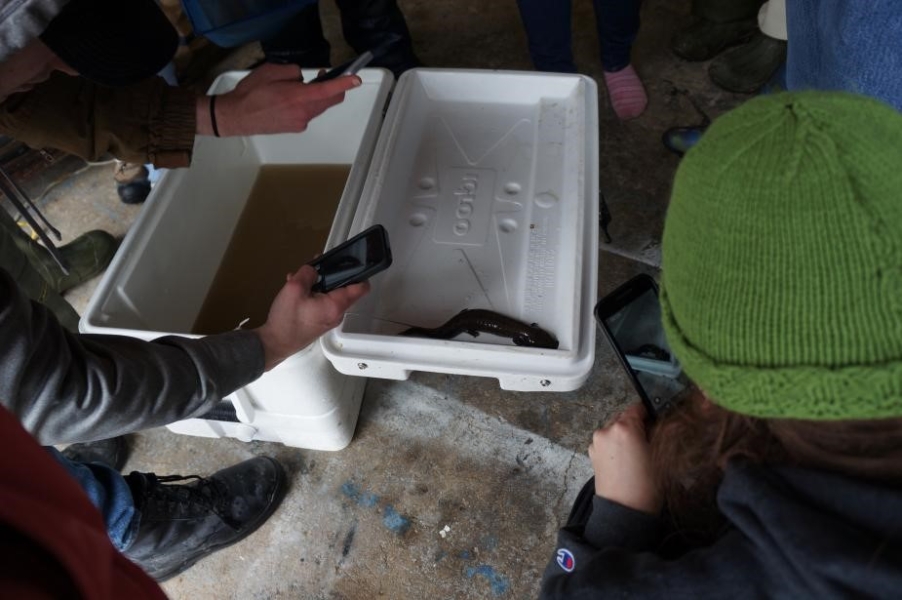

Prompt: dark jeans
[
  {"left": 261, "top": 0, "right": 419, "bottom": 76},
  {"left": 516, "top": 0, "right": 641, "bottom": 73}
]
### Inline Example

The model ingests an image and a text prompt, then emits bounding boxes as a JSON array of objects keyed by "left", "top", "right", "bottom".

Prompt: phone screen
[
  {"left": 598, "top": 278, "right": 686, "bottom": 416},
  {"left": 311, "top": 225, "right": 391, "bottom": 292}
]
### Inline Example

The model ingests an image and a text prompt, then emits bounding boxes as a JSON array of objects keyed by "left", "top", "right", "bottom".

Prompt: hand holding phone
[
  {"left": 588, "top": 403, "right": 662, "bottom": 515},
  {"left": 256, "top": 263, "right": 370, "bottom": 371},
  {"left": 595, "top": 274, "right": 687, "bottom": 420},
  {"left": 212, "top": 63, "right": 359, "bottom": 138},
  {"left": 308, "top": 224, "right": 392, "bottom": 293}
]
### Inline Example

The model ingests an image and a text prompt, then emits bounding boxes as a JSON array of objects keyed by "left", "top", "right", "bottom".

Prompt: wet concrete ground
[{"left": 30, "top": 0, "right": 748, "bottom": 597}]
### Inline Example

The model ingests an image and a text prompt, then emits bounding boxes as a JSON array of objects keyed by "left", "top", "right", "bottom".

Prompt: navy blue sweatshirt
[{"left": 540, "top": 460, "right": 902, "bottom": 598}]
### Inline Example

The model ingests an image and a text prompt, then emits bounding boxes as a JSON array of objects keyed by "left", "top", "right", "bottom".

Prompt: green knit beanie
[{"left": 661, "top": 92, "right": 902, "bottom": 420}]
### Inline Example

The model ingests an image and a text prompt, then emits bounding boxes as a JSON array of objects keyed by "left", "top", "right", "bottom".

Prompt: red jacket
[{"left": 0, "top": 405, "right": 165, "bottom": 599}]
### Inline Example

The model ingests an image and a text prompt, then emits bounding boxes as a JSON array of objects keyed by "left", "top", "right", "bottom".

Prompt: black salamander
[{"left": 401, "top": 309, "right": 559, "bottom": 349}]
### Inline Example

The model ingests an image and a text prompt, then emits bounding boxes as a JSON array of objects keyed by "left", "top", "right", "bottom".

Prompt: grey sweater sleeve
[{"left": 0, "top": 268, "right": 265, "bottom": 445}]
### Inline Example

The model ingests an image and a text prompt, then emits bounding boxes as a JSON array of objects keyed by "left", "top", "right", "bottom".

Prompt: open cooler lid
[{"left": 322, "top": 69, "right": 599, "bottom": 391}]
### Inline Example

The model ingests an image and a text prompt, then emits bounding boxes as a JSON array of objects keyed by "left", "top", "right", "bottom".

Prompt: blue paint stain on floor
[
  {"left": 466, "top": 565, "right": 510, "bottom": 596},
  {"left": 341, "top": 481, "right": 412, "bottom": 535},
  {"left": 341, "top": 481, "right": 362, "bottom": 502},
  {"left": 382, "top": 505, "right": 411, "bottom": 535},
  {"left": 342, "top": 482, "right": 380, "bottom": 508}
]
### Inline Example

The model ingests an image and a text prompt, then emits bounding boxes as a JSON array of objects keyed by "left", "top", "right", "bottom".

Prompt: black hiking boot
[
  {"left": 123, "top": 457, "right": 287, "bottom": 582},
  {"left": 61, "top": 436, "right": 130, "bottom": 471}
]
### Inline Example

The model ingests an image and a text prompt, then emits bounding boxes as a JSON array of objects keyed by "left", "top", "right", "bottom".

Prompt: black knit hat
[{"left": 40, "top": 0, "right": 178, "bottom": 86}]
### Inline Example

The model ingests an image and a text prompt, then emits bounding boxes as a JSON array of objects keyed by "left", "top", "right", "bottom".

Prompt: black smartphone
[
  {"left": 310, "top": 35, "right": 401, "bottom": 83},
  {"left": 310, "top": 51, "right": 374, "bottom": 83},
  {"left": 308, "top": 224, "right": 392, "bottom": 293},
  {"left": 595, "top": 274, "right": 686, "bottom": 420}
]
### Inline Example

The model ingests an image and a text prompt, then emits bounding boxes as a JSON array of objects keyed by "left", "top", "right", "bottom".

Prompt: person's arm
[
  {"left": 0, "top": 265, "right": 367, "bottom": 445},
  {"left": 539, "top": 488, "right": 666, "bottom": 596},
  {"left": 196, "top": 63, "right": 362, "bottom": 138},
  {"left": 540, "top": 404, "right": 666, "bottom": 595},
  {"left": 539, "top": 404, "right": 771, "bottom": 598},
  {"left": 0, "top": 65, "right": 360, "bottom": 168},
  {"left": 0, "top": 72, "right": 196, "bottom": 168},
  {"left": 539, "top": 523, "right": 773, "bottom": 598}
]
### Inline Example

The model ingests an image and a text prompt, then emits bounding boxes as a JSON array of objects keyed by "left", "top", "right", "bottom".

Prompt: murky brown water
[{"left": 192, "top": 164, "right": 350, "bottom": 334}]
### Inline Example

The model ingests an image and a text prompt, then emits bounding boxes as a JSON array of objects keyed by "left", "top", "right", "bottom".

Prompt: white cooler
[{"left": 81, "top": 68, "right": 599, "bottom": 450}]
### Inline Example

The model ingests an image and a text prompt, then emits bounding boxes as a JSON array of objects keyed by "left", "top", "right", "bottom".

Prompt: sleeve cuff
[
  {"left": 583, "top": 495, "right": 663, "bottom": 552},
  {"left": 191, "top": 329, "right": 266, "bottom": 392},
  {"left": 148, "top": 84, "right": 196, "bottom": 168}
]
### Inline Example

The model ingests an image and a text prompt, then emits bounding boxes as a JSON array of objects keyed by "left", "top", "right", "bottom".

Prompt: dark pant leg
[
  {"left": 693, "top": 0, "right": 764, "bottom": 23},
  {"left": 261, "top": 2, "right": 332, "bottom": 68},
  {"left": 515, "top": 0, "right": 577, "bottom": 73},
  {"left": 334, "top": 0, "right": 420, "bottom": 76},
  {"left": 593, "top": 0, "right": 641, "bottom": 72}
]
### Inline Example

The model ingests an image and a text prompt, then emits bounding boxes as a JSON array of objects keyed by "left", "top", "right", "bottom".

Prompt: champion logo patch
[{"left": 556, "top": 548, "right": 576, "bottom": 572}]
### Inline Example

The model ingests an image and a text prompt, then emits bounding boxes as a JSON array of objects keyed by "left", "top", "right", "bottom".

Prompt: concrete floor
[{"left": 30, "top": 0, "right": 749, "bottom": 597}]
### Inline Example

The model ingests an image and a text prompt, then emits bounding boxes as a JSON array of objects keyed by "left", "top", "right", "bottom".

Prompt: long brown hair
[{"left": 650, "top": 390, "right": 902, "bottom": 544}]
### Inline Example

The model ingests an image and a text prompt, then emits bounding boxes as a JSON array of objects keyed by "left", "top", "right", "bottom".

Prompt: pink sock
[{"left": 603, "top": 65, "right": 648, "bottom": 121}]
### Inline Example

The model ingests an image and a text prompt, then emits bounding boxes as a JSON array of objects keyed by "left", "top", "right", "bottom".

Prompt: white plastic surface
[
  {"left": 167, "top": 345, "right": 368, "bottom": 450},
  {"left": 322, "top": 69, "right": 599, "bottom": 391},
  {"left": 80, "top": 69, "right": 392, "bottom": 450}
]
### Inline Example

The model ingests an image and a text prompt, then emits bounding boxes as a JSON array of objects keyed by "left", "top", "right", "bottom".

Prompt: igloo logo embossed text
[{"left": 451, "top": 172, "right": 480, "bottom": 237}]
